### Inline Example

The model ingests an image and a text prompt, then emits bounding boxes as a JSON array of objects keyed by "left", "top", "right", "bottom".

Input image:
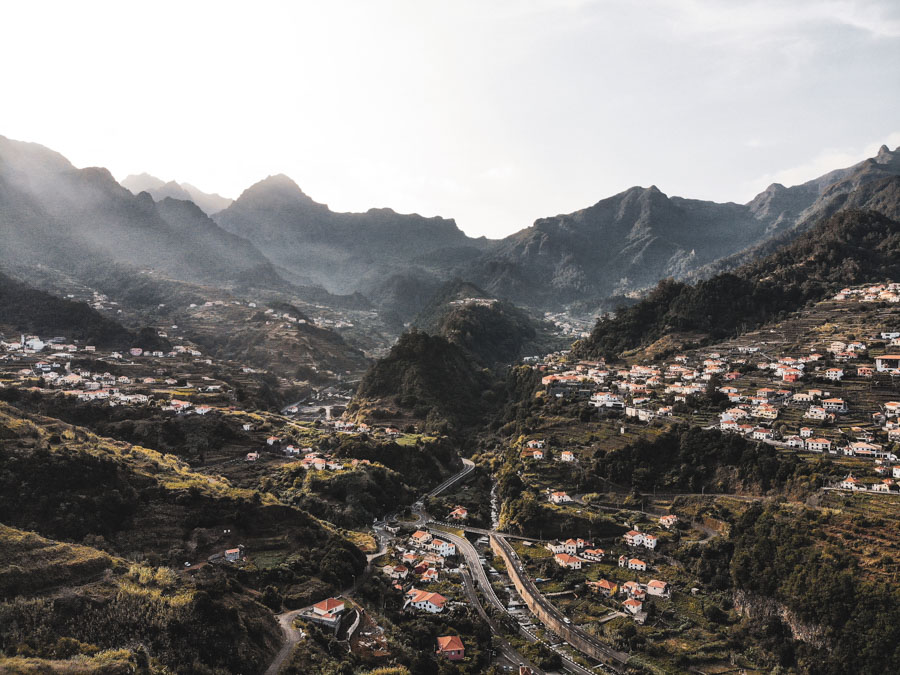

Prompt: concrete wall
[{"left": 491, "top": 535, "right": 627, "bottom": 673}]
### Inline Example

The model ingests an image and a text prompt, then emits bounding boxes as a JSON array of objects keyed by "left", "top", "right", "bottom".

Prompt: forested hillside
[
  {"left": 351, "top": 330, "right": 498, "bottom": 432},
  {"left": 577, "top": 188, "right": 900, "bottom": 359},
  {"left": 0, "top": 271, "right": 165, "bottom": 349}
]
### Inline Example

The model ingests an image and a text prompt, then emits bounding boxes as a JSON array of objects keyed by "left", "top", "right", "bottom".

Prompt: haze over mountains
[
  {"left": 2, "top": 132, "right": 899, "bottom": 322},
  {"left": 0, "top": 135, "right": 285, "bottom": 297},
  {"left": 470, "top": 144, "right": 900, "bottom": 311},
  {"left": 121, "top": 172, "right": 233, "bottom": 215}
]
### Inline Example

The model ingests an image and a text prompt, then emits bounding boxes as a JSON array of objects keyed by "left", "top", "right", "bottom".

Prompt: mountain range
[
  {"left": 2, "top": 132, "right": 899, "bottom": 321},
  {"left": 469, "top": 144, "right": 900, "bottom": 312},
  {"left": 120, "top": 172, "right": 233, "bottom": 215},
  {"left": 0, "top": 135, "right": 285, "bottom": 295}
]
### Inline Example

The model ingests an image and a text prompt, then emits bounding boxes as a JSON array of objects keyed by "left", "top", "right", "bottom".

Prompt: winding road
[
  {"left": 263, "top": 455, "right": 476, "bottom": 674},
  {"left": 264, "top": 609, "right": 305, "bottom": 675}
]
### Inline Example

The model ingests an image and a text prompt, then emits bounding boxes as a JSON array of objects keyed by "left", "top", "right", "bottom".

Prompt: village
[
  {"left": 533, "top": 285, "right": 900, "bottom": 496},
  {"left": 3, "top": 283, "right": 900, "bottom": 674}
]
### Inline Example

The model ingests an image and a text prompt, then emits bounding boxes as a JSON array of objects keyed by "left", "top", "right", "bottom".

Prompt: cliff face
[{"left": 733, "top": 589, "right": 827, "bottom": 650}]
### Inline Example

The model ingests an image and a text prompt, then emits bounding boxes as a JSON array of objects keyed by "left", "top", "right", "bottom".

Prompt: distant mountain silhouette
[
  {"left": 469, "top": 145, "right": 900, "bottom": 313},
  {"left": 575, "top": 175, "right": 900, "bottom": 359},
  {"left": 214, "top": 174, "right": 496, "bottom": 302},
  {"left": 121, "top": 173, "right": 233, "bottom": 215},
  {"left": 5, "top": 133, "right": 900, "bottom": 319},
  {"left": 0, "top": 136, "right": 285, "bottom": 294}
]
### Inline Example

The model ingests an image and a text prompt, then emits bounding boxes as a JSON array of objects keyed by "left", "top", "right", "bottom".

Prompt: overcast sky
[{"left": 3, "top": 0, "right": 899, "bottom": 238}]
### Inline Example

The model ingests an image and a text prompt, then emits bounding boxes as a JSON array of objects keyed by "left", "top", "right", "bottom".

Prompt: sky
[{"left": 2, "top": 0, "right": 899, "bottom": 238}]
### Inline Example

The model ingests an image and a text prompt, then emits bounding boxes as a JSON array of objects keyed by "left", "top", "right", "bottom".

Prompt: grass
[
  {"left": 510, "top": 540, "right": 552, "bottom": 560},
  {"left": 0, "top": 524, "right": 115, "bottom": 598},
  {"left": 344, "top": 530, "right": 377, "bottom": 553},
  {"left": 0, "top": 650, "right": 138, "bottom": 674},
  {"left": 430, "top": 524, "right": 464, "bottom": 538},
  {"left": 0, "top": 403, "right": 279, "bottom": 506}
]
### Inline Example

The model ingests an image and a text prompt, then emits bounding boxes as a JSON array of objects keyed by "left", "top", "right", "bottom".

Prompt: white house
[
  {"left": 554, "top": 553, "right": 582, "bottom": 570},
  {"left": 805, "top": 438, "right": 831, "bottom": 453},
  {"left": 549, "top": 491, "right": 572, "bottom": 504},
  {"left": 429, "top": 539, "right": 456, "bottom": 557},
  {"left": 407, "top": 589, "right": 447, "bottom": 613},
  {"left": 659, "top": 514, "right": 678, "bottom": 529},
  {"left": 581, "top": 548, "right": 605, "bottom": 562},
  {"left": 624, "top": 530, "right": 645, "bottom": 547},
  {"left": 647, "top": 580, "right": 670, "bottom": 597},
  {"left": 839, "top": 475, "right": 863, "bottom": 490},
  {"left": 875, "top": 355, "right": 900, "bottom": 373}
]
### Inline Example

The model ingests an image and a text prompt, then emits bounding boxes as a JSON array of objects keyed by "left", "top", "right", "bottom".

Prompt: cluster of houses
[
  {"left": 0, "top": 357, "right": 232, "bottom": 411},
  {"left": 0, "top": 332, "right": 243, "bottom": 415},
  {"left": 528, "top": 315, "right": 900, "bottom": 495},
  {"left": 530, "top": 318, "right": 900, "bottom": 428},
  {"left": 586, "top": 576, "right": 670, "bottom": 622},
  {"left": 837, "top": 469, "right": 900, "bottom": 493},
  {"left": 375, "top": 529, "right": 460, "bottom": 615},
  {"left": 718, "top": 389, "right": 900, "bottom": 467},
  {"left": 520, "top": 439, "right": 577, "bottom": 463},
  {"left": 833, "top": 283, "right": 900, "bottom": 304},
  {"left": 541, "top": 518, "right": 675, "bottom": 622},
  {"left": 0, "top": 333, "right": 203, "bottom": 362}
]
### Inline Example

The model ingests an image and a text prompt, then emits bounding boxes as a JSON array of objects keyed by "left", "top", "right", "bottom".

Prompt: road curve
[{"left": 264, "top": 609, "right": 304, "bottom": 675}]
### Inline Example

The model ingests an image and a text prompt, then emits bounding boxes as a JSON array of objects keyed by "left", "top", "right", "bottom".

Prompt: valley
[{"left": 1, "top": 139, "right": 900, "bottom": 675}]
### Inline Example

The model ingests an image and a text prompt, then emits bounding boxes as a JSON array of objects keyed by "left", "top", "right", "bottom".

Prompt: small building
[
  {"left": 839, "top": 474, "right": 862, "bottom": 490},
  {"left": 581, "top": 548, "right": 605, "bottom": 562},
  {"left": 623, "top": 598, "right": 643, "bottom": 615},
  {"left": 448, "top": 506, "right": 468, "bottom": 521},
  {"left": 436, "top": 635, "right": 465, "bottom": 661},
  {"left": 805, "top": 438, "right": 831, "bottom": 453},
  {"left": 429, "top": 538, "right": 456, "bottom": 557},
  {"left": 875, "top": 355, "right": 900, "bottom": 373},
  {"left": 622, "top": 581, "right": 645, "bottom": 599},
  {"left": 549, "top": 491, "right": 572, "bottom": 504},
  {"left": 624, "top": 530, "right": 644, "bottom": 547},
  {"left": 659, "top": 514, "right": 678, "bottom": 529},
  {"left": 411, "top": 530, "right": 433, "bottom": 546},
  {"left": 560, "top": 450, "right": 575, "bottom": 462},
  {"left": 647, "top": 579, "right": 670, "bottom": 597},
  {"left": 555, "top": 553, "right": 582, "bottom": 570},
  {"left": 312, "top": 597, "right": 345, "bottom": 618},
  {"left": 407, "top": 589, "right": 447, "bottom": 613},
  {"left": 627, "top": 558, "right": 647, "bottom": 571},
  {"left": 588, "top": 578, "right": 618, "bottom": 597},
  {"left": 224, "top": 547, "right": 243, "bottom": 562}
]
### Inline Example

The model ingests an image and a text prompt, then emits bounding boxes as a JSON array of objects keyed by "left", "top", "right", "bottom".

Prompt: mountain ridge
[{"left": 121, "top": 172, "right": 233, "bottom": 215}]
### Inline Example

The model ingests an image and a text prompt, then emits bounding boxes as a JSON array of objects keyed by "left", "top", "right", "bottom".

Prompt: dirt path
[{"left": 264, "top": 609, "right": 304, "bottom": 675}]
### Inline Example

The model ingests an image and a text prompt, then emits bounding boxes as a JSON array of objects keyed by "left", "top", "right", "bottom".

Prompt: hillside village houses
[
  {"left": 406, "top": 588, "right": 448, "bottom": 613},
  {"left": 526, "top": 297, "right": 900, "bottom": 495}
]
